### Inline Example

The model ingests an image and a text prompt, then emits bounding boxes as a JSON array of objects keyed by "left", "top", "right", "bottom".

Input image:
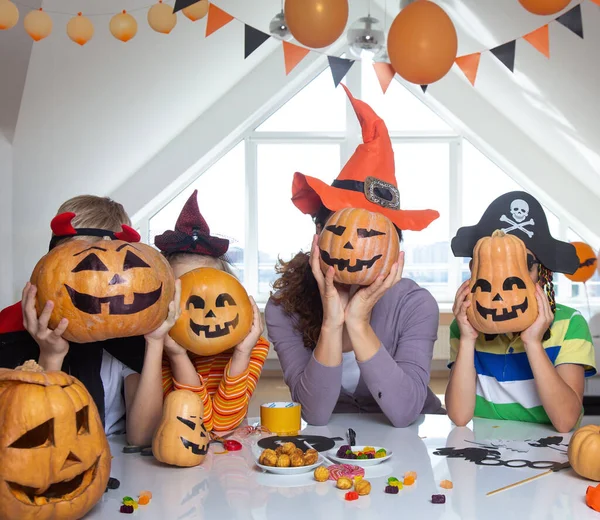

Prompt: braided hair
[{"left": 538, "top": 264, "right": 556, "bottom": 342}]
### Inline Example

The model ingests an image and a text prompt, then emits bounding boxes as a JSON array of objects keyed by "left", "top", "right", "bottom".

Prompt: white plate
[
  {"left": 326, "top": 445, "right": 392, "bottom": 467},
  {"left": 255, "top": 457, "right": 323, "bottom": 475}
]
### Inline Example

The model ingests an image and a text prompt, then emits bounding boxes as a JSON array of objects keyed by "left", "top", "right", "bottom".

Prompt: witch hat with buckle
[
  {"left": 451, "top": 191, "right": 579, "bottom": 274},
  {"left": 154, "top": 190, "right": 229, "bottom": 257},
  {"left": 291, "top": 84, "right": 439, "bottom": 231}
]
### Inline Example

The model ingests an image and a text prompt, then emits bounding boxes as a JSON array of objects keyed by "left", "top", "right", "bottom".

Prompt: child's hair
[
  {"left": 56, "top": 195, "right": 131, "bottom": 231},
  {"left": 538, "top": 263, "right": 556, "bottom": 341},
  {"left": 164, "top": 252, "right": 236, "bottom": 278}
]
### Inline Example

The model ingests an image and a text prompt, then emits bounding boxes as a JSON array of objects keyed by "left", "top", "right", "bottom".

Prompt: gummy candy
[
  {"left": 366, "top": 453, "right": 374, "bottom": 459},
  {"left": 387, "top": 477, "right": 399, "bottom": 483},
  {"left": 345, "top": 491, "right": 359, "bottom": 501},
  {"left": 224, "top": 440, "right": 242, "bottom": 451},
  {"left": 404, "top": 476, "right": 415, "bottom": 486},
  {"left": 336, "top": 445, "right": 351, "bottom": 457},
  {"left": 363, "top": 446, "right": 375, "bottom": 452},
  {"left": 404, "top": 471, "right": 417, "bottom": 480},
  {"left": 122, "top": 496, "right": 134, "bottom": 504},
  {"left": 390, "top": 481, "right": 403, "bottom": 489},
  {"left": 138, "top": 495, "right": 150, "bottom": 505},
  {"left": 353, "top": 475, "right": 363, "bottom": 484},
  {"left": 375, "top": 449, "right": 387, "bottom": 458},
  {"left": 440, "top": 480, "right": 453, "bottom": 489},
  {"left": 384, "top": 485, "right": 399, "bottom": 494},
  {"left": 120, "top": 505, "right": 134, "bottom": 514},
  {"left": 432, "top": 494, "right": 446, "bottom": 504},
  {"left": 140, "top": 490, "right": 153, "bottom": 499},
  {"left": 357, "top": 454, "right": 368, "bottom": 460}
]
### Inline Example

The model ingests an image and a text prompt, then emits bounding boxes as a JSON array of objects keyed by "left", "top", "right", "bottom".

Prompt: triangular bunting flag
[
  {"left": 206, "top": 3, "right": 234, "bottom": 37},
  {"left": 328, "top": 56, "right": 355, "bottom": 87},
  {"left": 245, "top": 25, "right": 270, "bottom": 59},
  {"left": 173, "top": 0, "right": 200, "bottom": 14},
  {"left": 589, "top": 0, "right": 600, "bottom": 6},
  {"left": 556, "top": 4, "right": 583, "bottom": 39},
  {"left": 420, "top": 85, "right": 428, "bottom": 93},
  {"left": 455, "top": 53, "right": 481, "bottom": 86},
  {"left": 282, "top": 41, "right": 310, "bottom": 75},
  {"left": 373, "top": 62, "right": 395, "bottom": 94},
  {"left": 523, "top": 25, "right": 549, "bottom": 58},
  {"left": 490, "top": 40, "right": 516, "bottom": 72}
]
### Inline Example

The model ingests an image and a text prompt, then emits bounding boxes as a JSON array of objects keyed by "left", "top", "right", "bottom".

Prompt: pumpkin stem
[
  {"left": 491, "top": 229, "right": 506, "bottom": 238},
  {"left": 15, "top": 360, "right": 44, "bottom": 373}
]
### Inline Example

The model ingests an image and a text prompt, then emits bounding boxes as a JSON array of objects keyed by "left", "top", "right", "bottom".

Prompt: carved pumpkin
[
  {"left": 318, "top": 207, "right": 400, "bottom": 286},
  {"left": 467, "top": 229, "right": 538, "bottom": 334},
  {"left": 152, "top": 390, "right": 208, "bottom": 467},
  {"left": 568, "top": 424, "right": 600, "bottom": 481},
  {"left": 169, "top": 268, "right": 253, "bottom": 356},
  {"left": 565, "top": 242, "right": 597, "bottom": 283},
  {"left": 0, "top": 361, "right": 111, "bottom": 520},
  {"left": 30, "top": 239, "right": 175, "bottom": 343}
]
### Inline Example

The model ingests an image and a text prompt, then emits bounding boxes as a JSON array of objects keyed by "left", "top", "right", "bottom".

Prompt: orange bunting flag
[
  {"left": 282, "top": 41, "right": 310, "bottom": 75},
  {"left": 372, "top": 62, "right": 395, "bottom": 94},
  {"left": 455, "top": 53, "right": 481, "bottom": 86},
  {"left": 588, "top": 0, "right": 600, "bottom": 6},
  {"left": 523, "top": 25, "right": 549, "bottom": 58},
  {"left": 206, "top": 3, "right": 233, "bottom": 37}
]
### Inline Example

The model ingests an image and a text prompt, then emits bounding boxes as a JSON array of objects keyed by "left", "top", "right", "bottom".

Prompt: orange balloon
[
  {"left": 565, "top": 242, "right": 597, "bottom": 283},
  {"left": 518, "top": 0, "right": 570, "bottom": 16},
  {"left": 285, "top": 0, "right": 348, "bottom": 49},
  {"left": 67, "top": 12, "right": 94, "bottom": 46},
  {"left": 387, "top": 0, "right": 458, "bottom": 85},
  {"left": 110, "top": 10, "right": 138, "bottom": 42},
  {"left": 148, "top": 0, "right": 177, "bottom": 34},
  {"left": 0, "top": 0, "right": 19, "bottom": 30},
  {"left": 183, "top": 0, "right": 208, "bottom": 22},
  {"left": 24, "top": 8, "right": 52, "bottom": 41}
]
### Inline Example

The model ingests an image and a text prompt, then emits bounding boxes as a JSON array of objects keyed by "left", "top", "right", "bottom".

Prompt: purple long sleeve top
[{"left": 265, "top": 278, "right": 445, "bottom": 428}]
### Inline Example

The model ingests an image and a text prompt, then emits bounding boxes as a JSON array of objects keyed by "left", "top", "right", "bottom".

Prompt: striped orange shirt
[{"left": 162, "top": 337, "right": 269, "bottom": 432}]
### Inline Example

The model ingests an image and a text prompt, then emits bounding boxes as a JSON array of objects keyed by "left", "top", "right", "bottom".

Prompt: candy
[
  {"left": 345, "top": 491, "right": 359, "bottom": 501},
  {"left": 404, "top": 471, "right": 417, "bottom": 480},
  {"left": 353, "top": 475, "right": 363, "bottom": 484},
  {"left": 122, "top": 496, "right": 134, "bottom": 504},
  {"left": 336, "top": 445, "right": 351, "bottom": 457},
  {"left": 337, "top": 477, "right": 353, "bottom": 490},
  {"left": 363, "top": 446, "right": 375, "bottom": 452},
  {"left": 357, "top": 454, "right": 368, "bottom": 460},
  {"left": 375, "top": 449, "right": 387, "bottom": 458},
  {"left": 390, "top": 481, "right": 403, "bottom": 489},
  {"left": 387, "top": 477, "right": 399, "bottom": 484},
  {"left": 120, "top": 505, "right": 134, "bottom": 514},
  {"left": 366, "top": 453, "right": 375, "bottom": 459},
  {"left": 432, "top": 494, "right": 446, "bottom": 504},
  {"left": 384, "top": 485, "right": 399, "bottom": 494},
  {"left": 224, "top": 440, "right": 242, "bottom": 451},
  {"left": 403, "top": 476, "right": 415, "bottom": 486},
  {"left": 328, "top": 464, "right": 365, "bottom": 481},
  {"left": 140, "top": 491, "right": 153, "bottom": 499},
  {"left": 138, "top": 495, "right": 150, "bottom": 505},
  {"left": 440, "top": 479, "right": 453, "bottom": 489}
]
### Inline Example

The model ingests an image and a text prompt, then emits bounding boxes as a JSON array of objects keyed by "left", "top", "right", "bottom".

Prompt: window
[{"left": 142, "top": 60, "right": 596, "bottom": 308}]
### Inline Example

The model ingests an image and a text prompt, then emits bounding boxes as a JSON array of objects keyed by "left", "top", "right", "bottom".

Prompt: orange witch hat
[{"left": 291, "top": 84, "right": 439, "bottom": 231}]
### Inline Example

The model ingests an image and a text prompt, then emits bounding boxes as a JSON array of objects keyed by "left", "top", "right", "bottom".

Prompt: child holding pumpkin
[
  {"left": 152, "top": 190, "right": 269, "bottom": 432},
  {"left": 446, "top": 191, "right": 596, "bottom": 432},
  {"left": 0, "top": 195, "right": 181, "bottom": 445}
]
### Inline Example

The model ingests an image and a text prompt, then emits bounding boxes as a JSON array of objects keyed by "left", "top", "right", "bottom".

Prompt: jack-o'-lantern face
[
  {"left": 30, "top": 239, "right": 175, "bottom": 343},
  {"left": 0, "top": 364, "right": 111, "bottom": 520},
  {"left": 467, "top": 230, "right": 538, "bottom": 334},
  {"left": 318, "top": 208, "right": 400, "bottom": 286},
  {"left": 169, "top": 268, "right": 253, "bottom": 356},
  {"left": 152, "top": 390, "right": 209, "bottom": 468}
]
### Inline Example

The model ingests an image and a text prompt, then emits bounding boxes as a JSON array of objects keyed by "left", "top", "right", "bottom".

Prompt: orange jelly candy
[
  {"left": 138, "top": 495, "right": 150, "bottom": 505},
  {"left": 440, "top": 480, "right": 453, "bottom": 489},
  {"left": 140, "top": 491, "right": 152, "bottom": 499},
  {"left": 404, "top": 476, "right": 415, "bottom": 486},
  {"left": 404, "top": 471, "right": 417, "bottom": 480}
]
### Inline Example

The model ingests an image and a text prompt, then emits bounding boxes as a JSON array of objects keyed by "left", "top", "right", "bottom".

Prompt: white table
[{"left": 87, "top": 414, "right": 600, "bottom": 520}]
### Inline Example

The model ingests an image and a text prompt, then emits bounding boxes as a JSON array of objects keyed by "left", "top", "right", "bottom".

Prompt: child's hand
[
  {"left": 164, "top": 335, "right": 188, "bottom": 358},
  {"left": 234, "top": 296, "right": 264, "bottom": 357},
  {"left": 145, "top": 280, "right": 182, "bottom": 341},
  {"left": 452, "top": 281, "right": 479, "bottom": 342},
  {"left": 22, "top": 282, "right": 70, "bottom": 366},
  {"left": 521, "top": 285, "right": 553, "bottom": 348}
]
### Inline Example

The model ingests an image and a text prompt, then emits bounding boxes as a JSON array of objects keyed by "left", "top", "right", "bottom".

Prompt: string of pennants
[{"left": 187, "top": 0, "right": 597, "bottom": 95}]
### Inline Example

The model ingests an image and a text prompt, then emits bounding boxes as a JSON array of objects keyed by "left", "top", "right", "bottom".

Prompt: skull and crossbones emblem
[{"left": 500, "top": 199, "right": 535, "bottom": 238}]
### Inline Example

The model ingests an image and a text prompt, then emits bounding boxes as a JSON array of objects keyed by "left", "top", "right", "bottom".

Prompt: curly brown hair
[{"left": 270, "top": 205, "right": 402, "bottom": 351}]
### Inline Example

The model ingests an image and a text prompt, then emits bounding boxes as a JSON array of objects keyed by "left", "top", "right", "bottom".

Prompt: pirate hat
[
  {"left": 291, "top": 84, "right": 439, "bottom": 231},
  {"left": 154, "top": 190, "right": 229, "bottom": 257},
  {"left": 451, "top": 191, "right": 579, "bottom": 274}
]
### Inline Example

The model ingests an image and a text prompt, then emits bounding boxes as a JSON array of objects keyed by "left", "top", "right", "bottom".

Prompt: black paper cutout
[
  {"left": 490, "top": 41, "right": 516, "bottom": 72},
  {"left": 420, "top": 85, "right": 428, "bottom": 93},
  {"left": 557, "top": 5, "right": 583, "bottom": 39},
  {"left": 580, "top": 258, "right": 597, "bottom": 268},
  {"left": 258, "top": 435, "right": 336, "bottom": 452},
  {"left": 244, "top": 25, "right": 270, "bottom": 59},
  {"left": 527, "top": 436, "right": 565, "bottom": 448},
  {"left": 173, "top": 0, "right": 200, "bottom": 14},
  {"left": 328, "top": 56, "right": 355, "bottom": 88}
]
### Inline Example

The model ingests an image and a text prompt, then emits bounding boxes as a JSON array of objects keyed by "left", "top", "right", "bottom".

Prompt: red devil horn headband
[{"left": 49, "top": 212, "right": 141, "bottom": 250}]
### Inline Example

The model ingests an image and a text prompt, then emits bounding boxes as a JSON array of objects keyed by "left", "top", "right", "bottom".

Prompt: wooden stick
[{"left": 486, "top": 469, "right": 553, "bottom": 496}]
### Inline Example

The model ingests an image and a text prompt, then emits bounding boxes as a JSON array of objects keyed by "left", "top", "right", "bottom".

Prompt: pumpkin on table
[
  {"left": 568, "top": 424, "right": 600, "bottom": 481},
  {"left": 467, "top": 229, "right": 538, "bottom": 334},
  {"left": 169, "top": 267, "right": 253, "bottom": 356},
  {"left": 152, "top": 390, "right": 209, "bottom": 467},
  {"left": 318, "top": 207, "right": 400, "bottom": 286},
  {"left": 30, "top": 238, "right": 175, "bottom": 343},
  {"left": 0, "top": 360, "right": 111, "bottom": 520}
]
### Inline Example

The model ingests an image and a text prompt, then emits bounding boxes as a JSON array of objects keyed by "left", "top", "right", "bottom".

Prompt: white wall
[{"left": 0, "top": 135, "right": 13, "bottom": 307}]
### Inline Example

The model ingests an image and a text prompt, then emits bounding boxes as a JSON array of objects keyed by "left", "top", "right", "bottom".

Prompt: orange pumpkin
[
  {"left": 568, "top": 424, "right": 600, "bottom": 481},
  {"left": 565, "top": 242, "right": 597, "bottom": 283},
  {"left": 152, "top": 390, "right": 208, "bottom": 467},
  {"left": 318, "top": 208, "right": 400, "bottom": 286},
  {"left": 169, "top": 268, "right": 252, "bottom": 356},
  {"left": 0, "top": 361, "right": 111, "bottom": 520},
  {"left": 467, "top": 229, "right": 538, "bottom": 334},
  {"left": 30, "top": 239, "right": 175, "bottom": 343}
]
